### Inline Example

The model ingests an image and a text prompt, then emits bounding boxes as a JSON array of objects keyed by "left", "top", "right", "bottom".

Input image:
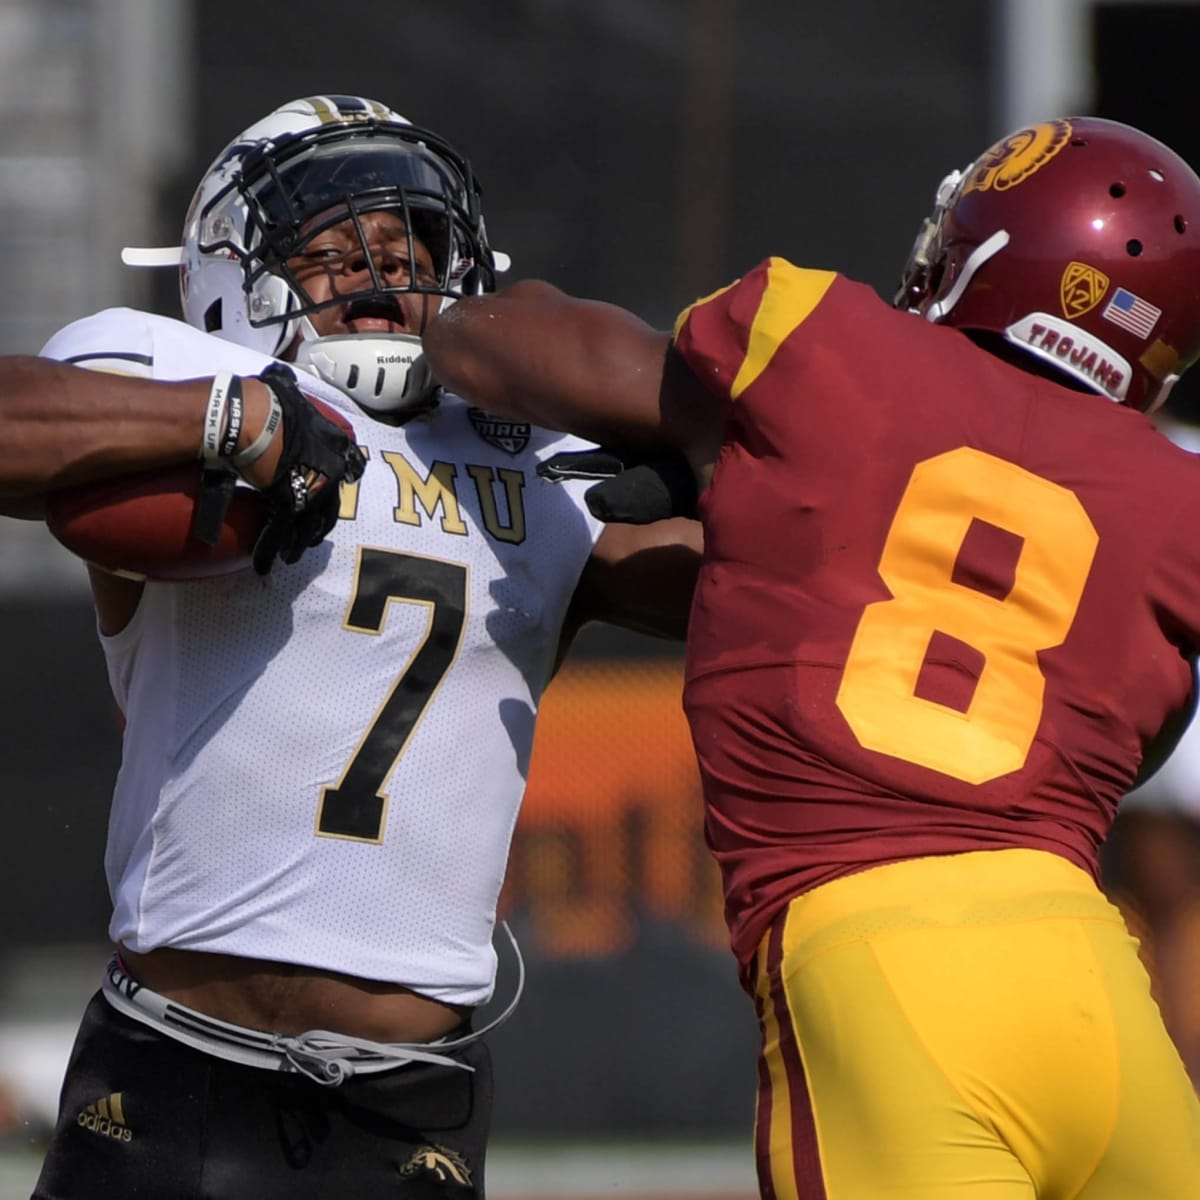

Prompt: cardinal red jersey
[{"left": 675, "top": 258, "right": 1200, "bottom": 973}]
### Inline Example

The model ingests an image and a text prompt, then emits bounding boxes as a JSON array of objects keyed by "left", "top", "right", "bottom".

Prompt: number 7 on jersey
[{"left": 317, "top": 547, "right": 469, "bottom": 842}]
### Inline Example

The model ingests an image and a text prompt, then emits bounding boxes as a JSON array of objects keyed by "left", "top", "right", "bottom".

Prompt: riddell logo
[{"left": 77, "top": 1092, "right": 133, "bottom": 1142}]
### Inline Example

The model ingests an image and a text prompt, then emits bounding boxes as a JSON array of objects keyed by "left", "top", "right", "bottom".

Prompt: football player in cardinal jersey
[
  {"left": 424, "top": 116, "right": 1200, "bottom": 1197},
  {"left": 0, "top": 96, "right": 699, "bottom": 1199}
]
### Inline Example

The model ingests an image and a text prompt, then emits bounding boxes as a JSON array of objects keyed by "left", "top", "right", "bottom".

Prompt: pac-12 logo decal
[
  {"left": 469, "top": 407, "right": 530, "bottom": 455},
  {"left": 961, "top": 119, "right": 1072, "bottom": 196},
  {"left": 1060, "top": 261, "right": 1110, "bottom": 319}
]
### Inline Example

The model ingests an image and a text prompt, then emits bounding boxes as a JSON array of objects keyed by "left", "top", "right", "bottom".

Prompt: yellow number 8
[{"left": 836, "top": 447, "right": 1098, "bottom": 784}]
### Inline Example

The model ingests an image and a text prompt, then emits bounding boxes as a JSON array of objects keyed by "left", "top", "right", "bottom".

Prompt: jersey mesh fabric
[
  {"left": 41, "top": 309, "right": 604, "bottom": 1005},
  {"left": 673, "top": 259, "right": 1200, "bottom": 972}
]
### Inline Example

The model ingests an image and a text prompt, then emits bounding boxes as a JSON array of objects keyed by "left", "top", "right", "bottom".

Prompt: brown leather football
[{"left": 45, "top": 397, "right": 354, "bottom": 580}]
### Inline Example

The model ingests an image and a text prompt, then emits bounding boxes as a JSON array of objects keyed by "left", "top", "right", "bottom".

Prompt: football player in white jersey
[{"left": 0, "top": 96, "right": 700, "bottom": 1199}]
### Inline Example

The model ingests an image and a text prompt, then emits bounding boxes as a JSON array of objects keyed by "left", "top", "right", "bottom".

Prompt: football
[{"left": 44, "top": 396, "right": 355, "bottom": 581}]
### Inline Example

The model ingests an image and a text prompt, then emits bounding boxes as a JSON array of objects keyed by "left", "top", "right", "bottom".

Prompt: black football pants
[{"left": 33, "top": 991, "right": 491, "bottom": 1198}]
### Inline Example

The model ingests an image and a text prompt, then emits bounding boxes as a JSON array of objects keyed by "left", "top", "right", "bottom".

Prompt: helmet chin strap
[
  {"left": 924, "top": 230, "right": 1011, "bottom": 322},
  {"left": 292, "top": 332, "right": 436, "bottom": 418},
  {"left": 287, "top": 293, "right": 460, "bottom": 416}
]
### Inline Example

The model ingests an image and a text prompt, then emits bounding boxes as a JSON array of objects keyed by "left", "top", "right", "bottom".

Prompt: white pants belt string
[{"left": 100, "top": 924, "right": 525, "bottom": 1087}]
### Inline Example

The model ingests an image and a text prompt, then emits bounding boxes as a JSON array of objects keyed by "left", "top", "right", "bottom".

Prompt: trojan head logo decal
[
  {"left": 1060, "top": 261, "right": 1110, "bottom": 319},
  {"left": 399, "top": 1145, "right": 473, "bottom": 1186},
  {"left": 961, "top": 119, "right": 1072, "bottom": 196}
]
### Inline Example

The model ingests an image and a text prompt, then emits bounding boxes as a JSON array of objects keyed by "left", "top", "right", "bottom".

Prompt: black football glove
[
  {"left": 537, "top": 448, "right": 698, "bottom": 524},
  {"left": 250, "top": 363, "right": 367, "bottom": 575}
]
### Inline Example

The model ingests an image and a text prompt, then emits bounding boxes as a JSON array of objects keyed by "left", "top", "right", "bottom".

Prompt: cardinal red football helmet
[{"left": 897, "top": 117, "right": 1200, "bottom": 411}]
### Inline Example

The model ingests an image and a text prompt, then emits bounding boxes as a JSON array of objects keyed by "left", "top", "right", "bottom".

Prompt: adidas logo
[{"left": 77, "top": 1092, "right": 132, "bottom": 1142}]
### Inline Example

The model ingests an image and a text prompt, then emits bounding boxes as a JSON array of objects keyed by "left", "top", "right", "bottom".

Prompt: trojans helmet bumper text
[{"left": 896, "top": 116, "right": 1200, "bottom": 412}]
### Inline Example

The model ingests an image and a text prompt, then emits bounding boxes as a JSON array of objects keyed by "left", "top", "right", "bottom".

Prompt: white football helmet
[{"left": 125, "top": 95, "right": 502, "bottom": 416}]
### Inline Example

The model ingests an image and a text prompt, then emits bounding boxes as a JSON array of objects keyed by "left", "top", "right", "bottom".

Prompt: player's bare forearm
[
  {"left": 0, "top": 358, "right": 279, "bottom": 510},
  {"left": 425, "top": 281, "right": 719, "bottom": 472},
  {"left": 0, "top": 357, "right": 207, "bottom": 502}
]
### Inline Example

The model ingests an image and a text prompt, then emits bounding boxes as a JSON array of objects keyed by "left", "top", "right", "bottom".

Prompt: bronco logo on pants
[{"left": 399, "top": 1144, "right": 472, "bottom": 1185}]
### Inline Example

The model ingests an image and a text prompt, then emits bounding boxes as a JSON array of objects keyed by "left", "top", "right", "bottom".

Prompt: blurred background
[{"left": 3, "top": 1, "right": 1200, "bottom": 1196}]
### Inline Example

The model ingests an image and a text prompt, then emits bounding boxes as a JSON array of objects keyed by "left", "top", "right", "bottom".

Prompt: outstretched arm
[
  {"left": 424, "top": 280, "right": 721, "bottom": 479},
  {"left": 0, "top": 356, "right": 281, "bottom": 514},
  {"left": 0, "top": 355, "right": 365, "bottom": 578}
]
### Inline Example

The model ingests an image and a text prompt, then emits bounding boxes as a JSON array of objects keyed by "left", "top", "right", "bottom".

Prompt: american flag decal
[{"left": 1102, "top": 287, "right": 1161, "bottom": 339}]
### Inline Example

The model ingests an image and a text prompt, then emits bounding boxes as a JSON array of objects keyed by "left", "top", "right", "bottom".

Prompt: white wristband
[
  {"left": 200, "top": 371, "right": 236, "bottom": 460},
  {"left": 229, "top": 390, "right": 284, "bottom": 473}
]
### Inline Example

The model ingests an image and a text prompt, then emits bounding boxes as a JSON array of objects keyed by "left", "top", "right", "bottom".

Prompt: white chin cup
[{"left": 293, "top": 333, "right": 434, "bottom": 416}]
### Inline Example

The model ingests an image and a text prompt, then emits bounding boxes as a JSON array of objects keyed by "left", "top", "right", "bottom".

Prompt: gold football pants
[{"left": 752, "top": 848, "right": 1200, "bottom": 1198}]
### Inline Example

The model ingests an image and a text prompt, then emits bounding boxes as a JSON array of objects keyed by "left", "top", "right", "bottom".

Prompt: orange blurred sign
[{"left": 502, "top": 658, "right": 729, "bottom": 957}]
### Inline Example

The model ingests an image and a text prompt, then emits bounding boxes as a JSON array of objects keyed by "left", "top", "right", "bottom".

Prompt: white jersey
[{"left": 41, "top": 308, "right": 605, "bottom": 1006}]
